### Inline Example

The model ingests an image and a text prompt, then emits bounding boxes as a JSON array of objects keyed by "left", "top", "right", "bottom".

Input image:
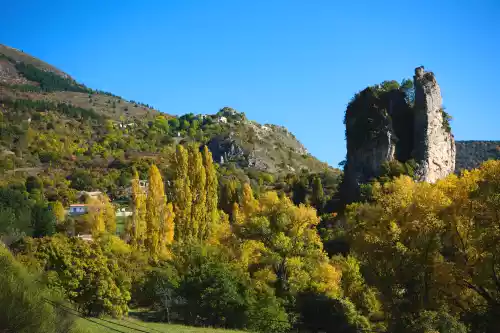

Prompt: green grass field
[{"left": 76, "top": 316, "right": 244, "bottom": 333}]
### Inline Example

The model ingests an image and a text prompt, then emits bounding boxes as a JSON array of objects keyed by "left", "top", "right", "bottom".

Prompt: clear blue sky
[{"left": 1, "top": 0, "right": 499, "bottom": 166}]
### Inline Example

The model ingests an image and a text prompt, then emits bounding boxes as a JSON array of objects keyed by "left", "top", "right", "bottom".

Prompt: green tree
[
  {"left": 312, "top": 176, "right": 325, "bottom": 212},
  {"left": 0, "top": 246, "right": 79, "bottom": 333}
]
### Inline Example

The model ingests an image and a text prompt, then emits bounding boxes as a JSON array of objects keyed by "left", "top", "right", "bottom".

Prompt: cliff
[
  {"left": 341, "top": 66, "right": 456, "bottom": 203},
  {"left": 413, "top": 67, "right": 456, "bottom": 182}
]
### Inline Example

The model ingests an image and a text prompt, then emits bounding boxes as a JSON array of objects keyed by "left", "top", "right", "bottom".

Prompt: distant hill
[
  {"left": 0, "top": 43, "right": 340, "bottom": 202},
  {"left": 455, "top": 141, "right": 500, "bottom": 172}
]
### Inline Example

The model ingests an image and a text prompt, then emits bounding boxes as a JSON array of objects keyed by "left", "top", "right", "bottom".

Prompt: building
[{"left": 68, "top": 204, "right": 89, "bottom": 216}]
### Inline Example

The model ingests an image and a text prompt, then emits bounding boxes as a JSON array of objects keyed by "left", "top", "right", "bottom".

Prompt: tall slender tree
[
  {"left": 145, "top": 164, "right": 168, "bottom": 257},
  {"left": 188, "top": 145, "right": 206, "bottom": 240},
  {"left": 128, "top": 171, "right": 146, "bottom": 249},
  {"left": 172, "top": 145, "right": 192, "bottom": 242},
  {"left": 311, "top": 176, "right": 325, "bottom": 212},
  {"left": 203, "top": 145, "right": 219, "bottom": 239}
]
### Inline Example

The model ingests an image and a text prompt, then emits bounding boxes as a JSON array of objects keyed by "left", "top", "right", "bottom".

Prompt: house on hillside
[{"left": 68, "top": 204, "right": 89, "bottom": 216}]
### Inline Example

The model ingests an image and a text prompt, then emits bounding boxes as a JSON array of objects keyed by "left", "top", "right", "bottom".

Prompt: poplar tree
[
  {"left": 172, "top": 145, "right": 192, "bottom": 242},
  {"left": 240, "top": 183, "right": 258, "bottom": 217},
  {"left": 188, "top": 145, "right": 206, "bottom": 240},
  {"left": 128, "top": 171, "right": 146, "bottom": 249},
  {"left": 102, "top": 194, "right": 116, "bottom": 234},
  {"left": 145, "top": 164, "right": 167, "bottom": 257},
  {"left": 202, "top": 145, "right": 219, "bottom": 239}
]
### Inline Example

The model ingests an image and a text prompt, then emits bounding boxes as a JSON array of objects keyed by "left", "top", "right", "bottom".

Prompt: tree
[
  {"left": 16, "top": 235, "right": 130, "bottom": 317},
  {"left": 26, "top": 176, "right": 43, "bottom": 194},
  {"left": 31, "top": 202, "right": 56, "bottom": 238},
  {"left": 49, "top": 201, "right": 66, "bottom": 225},
  {"left": 234, "top": 190, "right": 341, "bottom": 298},
  {"left": 202, "top": 145, "right": 219, "bottom": 239},
  {"left": 128, "top": 171, "right": 146, "bottom": 249},
  {"left": 85, "top": 194, "right": 115, "bottom": 236},
  {"left": 172, "top": 145, "right": 192, "bottom": 242},
  {"left": 145, "top": 164, "right": 173, "bottom": 257},
  {"left": 0, "top": 246, "right": 79, "bottom": 333},
  {"left": 311, "top": 176, "right": 325, "bottom": 212},
  {"left": 346, "top": 161, "right": 500, "bottom": 332},
  {"left": 188, "top": 144, "right": 206, "bottom": 240},
  {"left": 220, "top": 179, "right": 239, "bottom": 216}
]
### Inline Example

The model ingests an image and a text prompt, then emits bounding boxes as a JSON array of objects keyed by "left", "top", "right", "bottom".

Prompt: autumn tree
[
  {"left": 172, "top": 145, "right": 192, "bottom": 242},
  {"left": 188, "top": 144, "right": 206, "bottom": 240},
  {"left": 172, "top": 145, "right": 221, "bottom": 243},
  {"left": 346, "top": 161, "right": 500, "bottom": 332},
  {"left": 202, "top": 145, "right": 219, "bottom": 239},
  {"left": 49, "top": 201, "right": 66, "bottom": 225},
  {"left": 128, "top": 171, "right": 146, "bottom": 249},
  {"left": 85, "top": 194, "right": 115, "bottom": 236},
  {"left": 234, "top": 188, "right": 341, "bottom": 298},
  {"left": 145, "top": 164, "right": 173, "bottom": 257}
]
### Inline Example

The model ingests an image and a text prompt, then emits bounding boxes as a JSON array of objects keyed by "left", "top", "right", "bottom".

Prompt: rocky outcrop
[
  {"left": 341, "top": 66, "right": 456, "bottom": 203},
  {"left": 413, "top": 67, "right": 455, "bottom": 182}
]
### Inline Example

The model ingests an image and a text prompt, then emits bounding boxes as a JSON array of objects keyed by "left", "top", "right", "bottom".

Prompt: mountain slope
[{"left": 0, "top": 44, "right": 339, "bottom": 203}]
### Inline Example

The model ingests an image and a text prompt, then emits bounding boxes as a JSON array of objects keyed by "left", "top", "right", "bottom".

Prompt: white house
[
  {"left": 218, "top": 116, "right": 227, "bottom": 124},
  {"left": 68, "top": 204, "right": 89, "bottom": 216}
]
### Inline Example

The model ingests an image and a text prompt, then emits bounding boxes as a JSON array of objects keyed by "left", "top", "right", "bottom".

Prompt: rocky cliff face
[
  {"left": 342, "top": 66, "right": 456, "bottom": 203},
  {"left": 413, "top": 67, "right": 456, "bottom": 182}
]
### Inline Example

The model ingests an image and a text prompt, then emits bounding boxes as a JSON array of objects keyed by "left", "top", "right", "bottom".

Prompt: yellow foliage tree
[
  {"left": 145, "top": 164, "right": 173, "bottom": 257},
  {"left": 128, "top": 171, "right": 147, "bottom": 249},
  {"left": 346, "top": 160, "right": 500, "bottom": 324},
  {"left": 233, "top": 189, "right": 341, "bottom": 298}
]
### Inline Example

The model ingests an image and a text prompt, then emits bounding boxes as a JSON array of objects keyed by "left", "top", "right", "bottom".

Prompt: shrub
[{"left": 0, "top": 245, "right": 79, "bottom": 333}]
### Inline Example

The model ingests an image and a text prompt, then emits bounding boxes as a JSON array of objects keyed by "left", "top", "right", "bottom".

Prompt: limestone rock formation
[
  {"left": 413, "top": 67, "right": 456, "bottom": 182},
  {"left": 341, "top": 66, "right": 456, "bottom": 203}
]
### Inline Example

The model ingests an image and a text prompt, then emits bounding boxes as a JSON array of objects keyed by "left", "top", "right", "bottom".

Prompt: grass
[{"left": 76, "top": 316, "right": 244, "bottom": 333}]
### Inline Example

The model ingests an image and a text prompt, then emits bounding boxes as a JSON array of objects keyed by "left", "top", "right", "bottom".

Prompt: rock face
[
  {"left": 413, "top": 67, "right": 456, "bottom": 182},
  {"left": 342, "top": 66, "right": 456, "bottom": 203}
]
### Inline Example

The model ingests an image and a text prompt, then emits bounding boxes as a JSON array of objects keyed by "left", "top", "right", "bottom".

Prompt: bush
[{"left": 0, "top": 245, "right": 79, "bottom": 333}]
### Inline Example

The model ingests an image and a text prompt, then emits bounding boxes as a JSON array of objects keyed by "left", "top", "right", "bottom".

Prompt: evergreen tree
[{"left": 312, "top": 176, "right": 325, "bottom": 212}]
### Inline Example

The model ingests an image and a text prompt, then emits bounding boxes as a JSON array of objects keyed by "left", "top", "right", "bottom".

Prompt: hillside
[
  {"left": 455, "top": 140, "right": 500, "bottom": 171},
  {"left": 0, "top": 44, "right": 340, "bottom": 203}
]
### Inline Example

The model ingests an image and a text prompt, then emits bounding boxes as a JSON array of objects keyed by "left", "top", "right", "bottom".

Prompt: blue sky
[{"left": 1, "top": 0, "right": 499, "bottom": 166}]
